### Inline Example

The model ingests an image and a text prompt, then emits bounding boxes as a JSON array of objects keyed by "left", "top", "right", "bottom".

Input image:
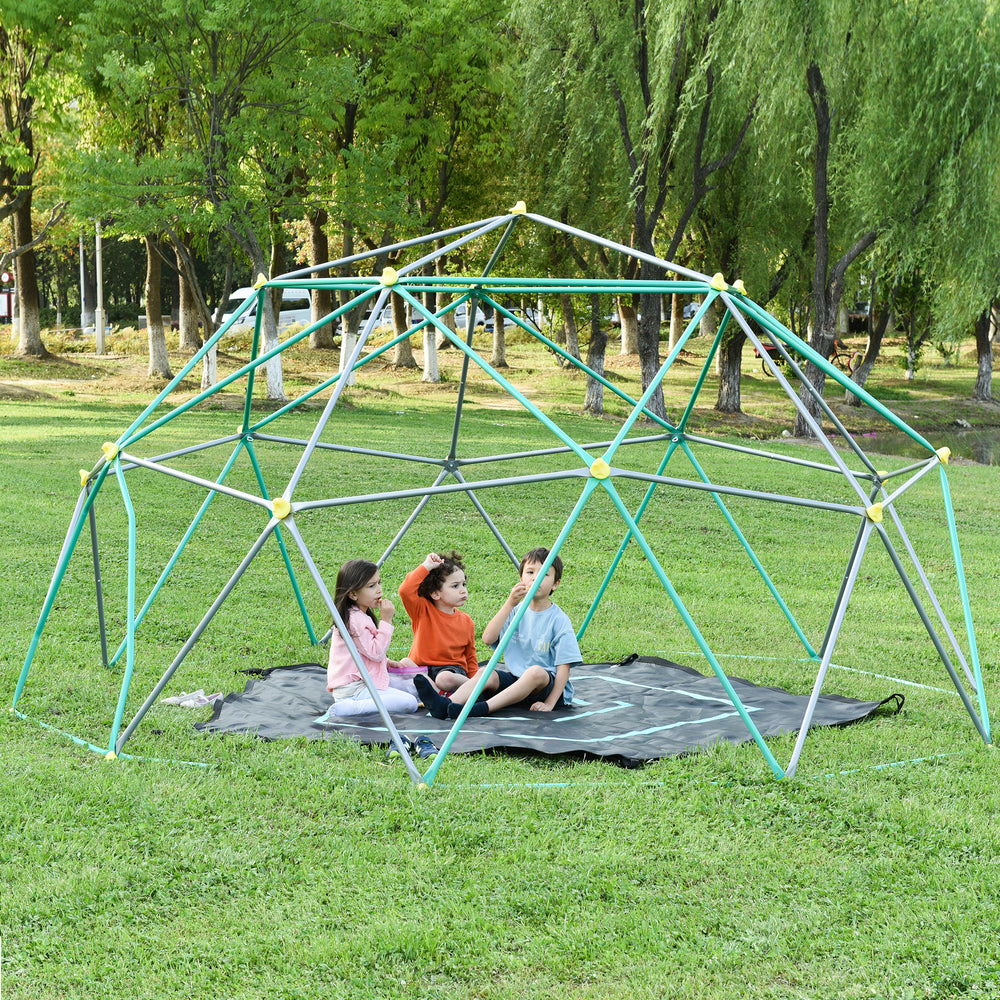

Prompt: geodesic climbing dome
[{"left": 13, "top": 207, "right": 991, "bottom": 785}]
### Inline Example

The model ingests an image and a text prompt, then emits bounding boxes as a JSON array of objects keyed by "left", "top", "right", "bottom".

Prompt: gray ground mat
[{"left": 196, "top": 655, "right": 903, "bottom": 766}]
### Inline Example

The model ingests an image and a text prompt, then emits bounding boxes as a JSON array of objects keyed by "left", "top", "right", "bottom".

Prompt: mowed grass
[{"left": 2, "top": 352, "right": 1000, "bottom": 1000}]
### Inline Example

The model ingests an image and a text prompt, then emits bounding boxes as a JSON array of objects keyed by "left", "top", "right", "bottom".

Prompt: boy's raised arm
[{"left": 481, "top": 581, "right": 527, "bottom": 646}]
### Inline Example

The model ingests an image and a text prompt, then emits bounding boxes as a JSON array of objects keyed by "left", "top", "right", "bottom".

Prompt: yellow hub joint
[
  {"left": 866, "top": 503, "right": 884, "bottom": 523},
  {"left": 590, "top": 459, "right": 611, "bottom": 480}
]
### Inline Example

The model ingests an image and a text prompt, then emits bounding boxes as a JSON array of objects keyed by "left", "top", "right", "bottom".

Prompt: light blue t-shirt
[{"left": 489, "top": 602, "right": 582, "bottom": 704}]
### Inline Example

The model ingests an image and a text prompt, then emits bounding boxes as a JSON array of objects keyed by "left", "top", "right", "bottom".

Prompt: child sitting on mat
[
  {"left": 415, "top": 547, "right": 580, "bottom": 720},
  {"left": 399, "top": 551, "right": 479, "bottom": 693},
  {"left": 326, "top": 559, "right": 419, "bottom": 717}
]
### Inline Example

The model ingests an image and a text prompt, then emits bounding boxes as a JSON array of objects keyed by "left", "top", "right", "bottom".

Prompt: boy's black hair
[
  {"left": 520, "top": 547, "right": 563, "bottom": 584},
  {"left": 417, "top": 551, "right": 466, "bottom": 600},
  {"left": 334, "top": 559, "right": 380, "bottom": 625}
]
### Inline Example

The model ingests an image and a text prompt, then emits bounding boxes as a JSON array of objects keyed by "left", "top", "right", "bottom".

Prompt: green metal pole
[
  {"left": 421, "top": 478, "right": 601, "bottom": 786},
  {"left": 106, "top": 459, "right": 139, "bottom": 755},
  {"left": 598, "top": 477, "right": 786, "bottom": 779},
  {"left": 937, "top": 464, "right": 990, "bottom": 743}
]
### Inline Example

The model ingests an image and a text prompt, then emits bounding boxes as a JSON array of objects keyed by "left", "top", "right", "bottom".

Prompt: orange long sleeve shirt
[{"left": 398, "top": 564, "right": 479, "bottom": 678}]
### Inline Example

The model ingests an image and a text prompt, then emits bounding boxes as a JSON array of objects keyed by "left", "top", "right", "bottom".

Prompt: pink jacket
[{"left": 327, "top": 607, "right": 394, "bottom": 692}]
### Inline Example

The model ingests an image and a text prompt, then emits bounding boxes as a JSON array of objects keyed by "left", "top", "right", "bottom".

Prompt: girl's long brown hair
[{"left": 334, "top": 559, "right": 379, "bottom": 626}]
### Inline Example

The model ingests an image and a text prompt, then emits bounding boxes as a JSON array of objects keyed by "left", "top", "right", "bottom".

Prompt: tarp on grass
[{"left": 196, "top": 656, "right": 903, "bottom": 766}]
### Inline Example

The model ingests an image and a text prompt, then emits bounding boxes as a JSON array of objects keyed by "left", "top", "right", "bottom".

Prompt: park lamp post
[
  {"left": 1, "top": 269, "right": 14, "bottom": 330},
  {"left": 79, "top": 221, "right": 106, "bottom": 353},
  {"left": 95, "top": 219, "right": 105, "bottom": 354},
  {"left": 78, "top": 232, "right": 86, "bottom": 333}
]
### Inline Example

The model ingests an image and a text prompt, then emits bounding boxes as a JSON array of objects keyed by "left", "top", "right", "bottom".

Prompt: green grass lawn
[{"left": 2, "top": 343, "right": 1000, "bottom": 999}]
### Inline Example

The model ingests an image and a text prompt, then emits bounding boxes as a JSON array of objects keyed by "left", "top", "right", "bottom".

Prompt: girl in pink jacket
[{"left": 326, "top": 559, "right": 418, "bottom": 717}]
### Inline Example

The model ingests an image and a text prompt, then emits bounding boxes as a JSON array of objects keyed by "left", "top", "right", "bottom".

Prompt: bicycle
[{"left": 830, "top": 339, "right": 864, "bottom": 375}]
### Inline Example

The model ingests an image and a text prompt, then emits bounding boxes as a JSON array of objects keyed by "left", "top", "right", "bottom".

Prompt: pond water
[{"left": 834, "top": 426, "right": 1000, "bottom": 465}]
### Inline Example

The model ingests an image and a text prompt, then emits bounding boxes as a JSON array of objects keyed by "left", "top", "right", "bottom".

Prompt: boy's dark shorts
[
  {"left": 429, "top": 664, "right": 467, "bottom": 682},
  {"left": 495, "top": 669, "right": 567, "bottom": 710}
]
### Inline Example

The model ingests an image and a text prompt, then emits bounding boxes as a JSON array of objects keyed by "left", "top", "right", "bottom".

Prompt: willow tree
[
  {"left": 849, "top": 1, "right": 1000, "bottom": 407},
  {"left": 509, "top": 0, "right": 753, "bottom": 418},
  {"left": 734, "top": 0, "right": 1000, "bottom": 436}
]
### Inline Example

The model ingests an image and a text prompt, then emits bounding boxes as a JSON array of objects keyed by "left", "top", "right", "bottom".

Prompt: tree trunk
[
  {"left": 793, "top": 62, "right": 878, "bottom": 437},
  {"left": 269, "top": 218, "right": 286, "bottom": 329},
  {"left": 435, "top": 252, "right": 455, "bottom": 348},
  {"left": 560, "top": 293, "right": 580, "bottom": 361},
  {"left": 308, "top": 209, "right": 334, "bottom": 349},
  {"left": 584, "top": 294, "right": 607, "bottom": 415},
  {"left": 391, "top": 291, "right": 417, "bottom": 368},
  {"left": 13, "top": 192, "right": 47, "bottom": 358},
  {"left": 245, "top": 252, "right": 285, "bottom": 401},
  {"left": 714, "top": 328, "right": 746, "bottom": 413},
  {"left": 175, "top": 243, "right": 201, "bottom": 350},
  {"left": 490, "top": 309, "right": 507, "bottom": 368},
  {"left": 668, "top": 293, "right": 682, "bottom": 351},
  {"left": 637, "top": 265, "right": 666, "bottom": 420},
  {"left": 972, "top": 306, "right": 993, "bottom": 402},
  {"left": 844, "top": 306, "right": 890, "bottom": 407},
  {"left": 423, "top": 324, "right": 440, "bottom": 382},
  {"left": 144, "top": 235, "right": 172, "bottom": 379},
  {"left": 618, "top": 296, "right": 638, "bottom": 354}
]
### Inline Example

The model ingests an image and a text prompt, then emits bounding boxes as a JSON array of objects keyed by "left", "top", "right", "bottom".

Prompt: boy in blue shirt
[{"left": 415, "top": 548, "right": 581, "bottom": 719}]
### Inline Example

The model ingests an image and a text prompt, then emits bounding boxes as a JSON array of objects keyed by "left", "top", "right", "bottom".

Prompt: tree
[
  {"left": 510, "top": 0, "right": 753, "bottom": 419},
  {"left": 1, "top": 4, "right": 75, "bottom": 356},
  {"left": 736, "top": 0, "right": 1000, "bottom": 435}
]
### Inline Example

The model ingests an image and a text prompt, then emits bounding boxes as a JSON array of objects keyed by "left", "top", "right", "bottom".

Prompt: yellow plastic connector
[
  {"left": 936, "top": 447, "right": 951, "bottom": 465},
  {"left": 253, "top": 273, "right": 268, "bottom": 289},
  {"left": 866, "top": 503, "right": 884, "bottom": 523},
  {"left": 509, "top": 201, "right": 527, "bottom": 214},
  {"left": 733, "top": 279, "right": 747, "bottom": 295},
  {"left": 710, "top": 273, "right": 727, "bottom": 291},
  {"left": 105, "top": 751, "right": 118, "bottom": 761},
  {"left": 101, "top": 442, "right": 119, "bottom": 462},
  {"left": 380, "top": 267, "right": 399, "bottom": 286},
  {"left": 590, "top": 459, "right": 611, "bottom": 480},
  {"left": 79, "top": 468, "right": 90, "bottom": 487},
  {"left": 271, "top": 497, "right": 291, "bottom": 519}
]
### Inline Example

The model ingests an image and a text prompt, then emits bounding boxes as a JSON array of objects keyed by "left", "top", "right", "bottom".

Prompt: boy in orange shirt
[{"left": 398, "top": 552, "right": 479, "bottom": 693}]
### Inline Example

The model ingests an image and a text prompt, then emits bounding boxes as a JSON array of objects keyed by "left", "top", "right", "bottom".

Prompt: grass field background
[{"left": 2, "top": 334, "right": 999, "bottom": 998}]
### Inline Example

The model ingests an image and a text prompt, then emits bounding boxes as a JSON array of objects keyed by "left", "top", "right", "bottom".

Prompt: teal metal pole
[
  {"left": 107, "top": 438, "right": 251, "bottom": 667},
  {"left": 421, "top": 478, "right": 601, "bottom": 785},
  {"left": 598, "top": 292, "right": 723, "bottom": 468},
  {"left": 244, "top": 438, "right": 317, "bottom": 643},
  {"left": 937, "top": 464, "right": 990, "bottom": 742},
  {"left": 577, "top": 438, "right": 682, "bottom": 640},
  {"left": 680, "top": 439, "right": 817, "bottom": 658},
  {"left": 106, "top": 459, "right": 139, "bottom": 755},
  {"left": 399, "top": 288, "right": 597, "bottom": 468},
  {"left": 13, "top": 465, "right": 111, "bottom": 708},
  {"left": 598, "top": 477, "right": 786, "bottom": 779}
]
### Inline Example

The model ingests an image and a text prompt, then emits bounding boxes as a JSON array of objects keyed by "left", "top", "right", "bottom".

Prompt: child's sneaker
[
  {"left": 413, "top": 735, "right": 439, "bottom": 759},
  {"left": 385, "top": 736, "right": 414, "bottom": 761}
]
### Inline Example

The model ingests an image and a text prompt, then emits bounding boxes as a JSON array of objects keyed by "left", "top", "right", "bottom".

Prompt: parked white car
[{"left": 221, "top": 287, "right": 313, "bottom": 332}]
